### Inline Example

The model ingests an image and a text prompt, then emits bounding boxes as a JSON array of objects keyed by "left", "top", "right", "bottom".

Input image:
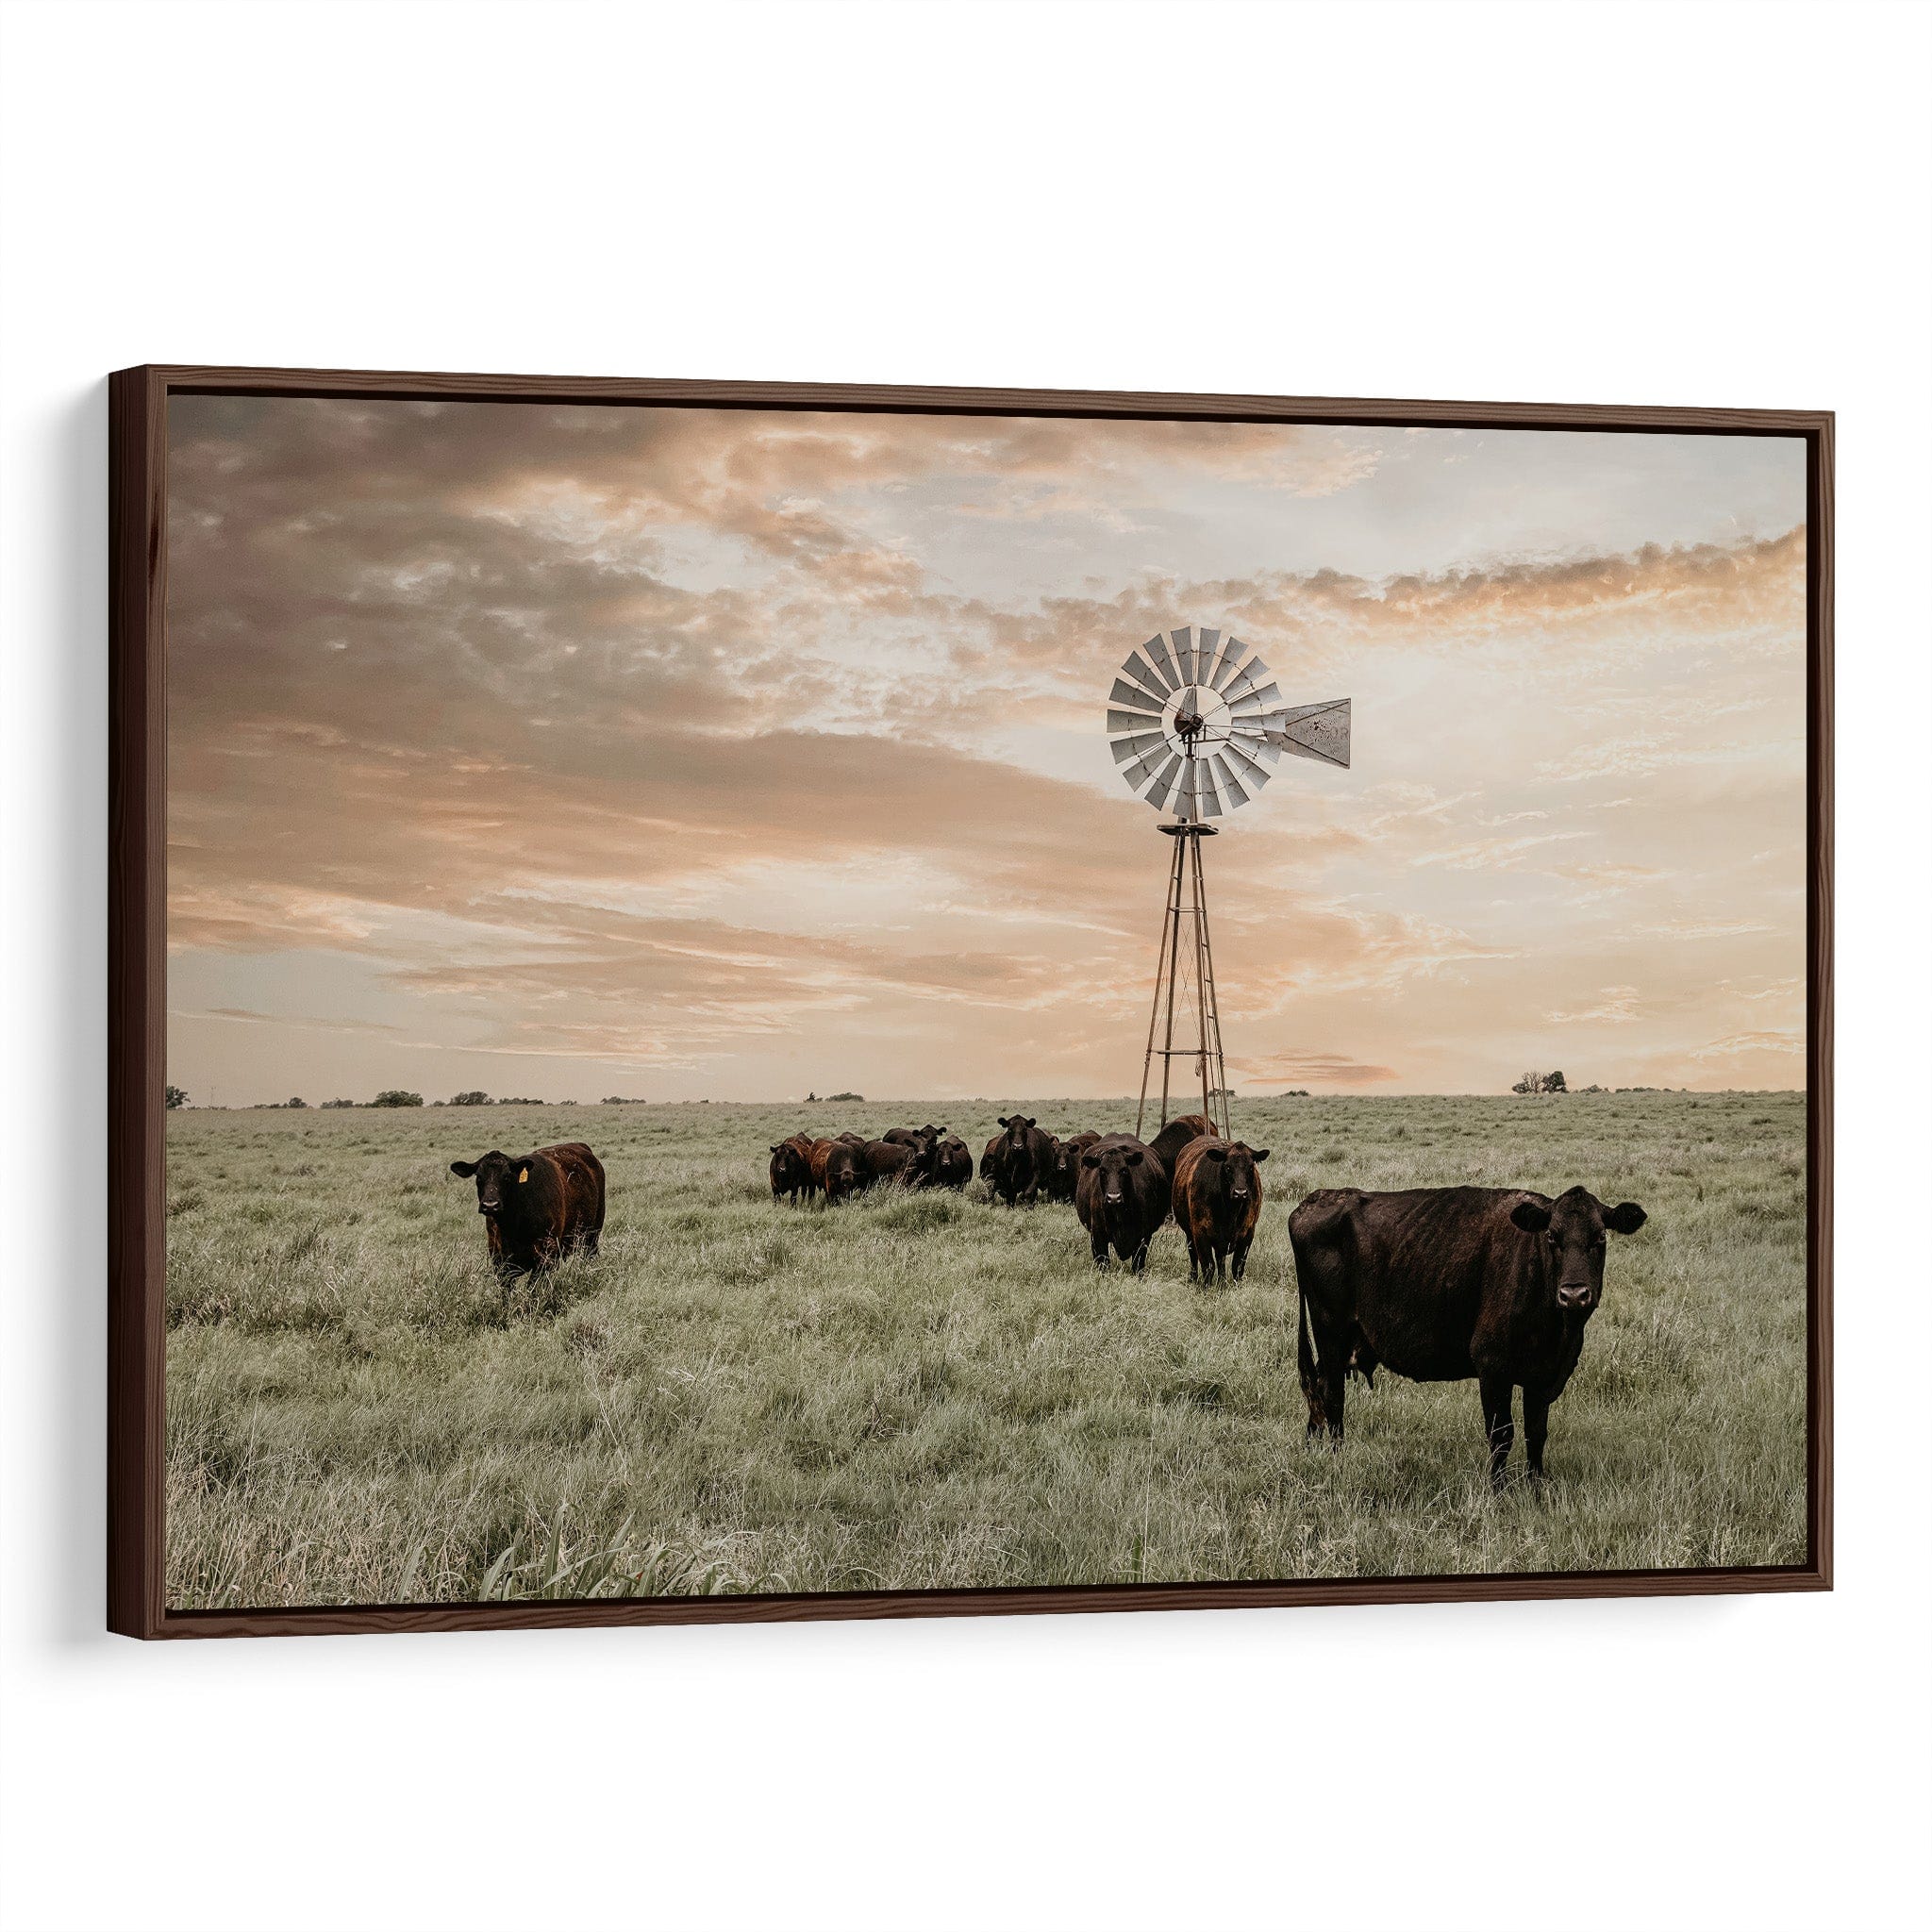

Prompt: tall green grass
[{"left": 162, "top": 1091, "right": 1808, "bottom": 1607}]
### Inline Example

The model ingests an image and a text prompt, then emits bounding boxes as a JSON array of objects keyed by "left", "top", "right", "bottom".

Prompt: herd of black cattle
[{"left": 448, "top": 1114, "right": 1649, "bottom": 1487}]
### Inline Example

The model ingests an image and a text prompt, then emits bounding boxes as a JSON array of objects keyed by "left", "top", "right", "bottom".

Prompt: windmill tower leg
[
  {"left": 1137, "top": 831, "right": 1187, "bottom": 1140},
  {"left": 1188, "top": 828, "right": 1230, "bottom": 1141}
]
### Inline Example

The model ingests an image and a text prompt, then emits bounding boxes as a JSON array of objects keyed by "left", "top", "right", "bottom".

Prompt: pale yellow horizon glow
[{"left": 164, "top": 398, "right": 1809, "bottom": 1106}]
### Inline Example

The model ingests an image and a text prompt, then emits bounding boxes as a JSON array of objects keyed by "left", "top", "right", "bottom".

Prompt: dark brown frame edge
[{"left": 108, "top": 366, "right": 1834, "bottom": 1639}]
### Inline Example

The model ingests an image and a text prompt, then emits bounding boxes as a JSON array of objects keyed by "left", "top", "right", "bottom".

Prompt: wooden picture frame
[{"left": 108, "top": 365, "right": 1833, "bottom": 1638}]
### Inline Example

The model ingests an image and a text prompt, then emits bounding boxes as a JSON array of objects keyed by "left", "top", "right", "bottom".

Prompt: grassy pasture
[{"left": 163, "top": 1091, "right": 1808, "bottom": 1607}]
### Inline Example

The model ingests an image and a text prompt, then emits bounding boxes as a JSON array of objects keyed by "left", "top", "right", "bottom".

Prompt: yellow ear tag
[{"left": 518, "top": 1167, "right": 529, "bottom": 1183}]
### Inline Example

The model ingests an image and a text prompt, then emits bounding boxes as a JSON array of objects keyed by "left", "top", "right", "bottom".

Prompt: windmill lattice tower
[{"left": 1107, "top": 626, "right": 1351, "bottom": 1141}]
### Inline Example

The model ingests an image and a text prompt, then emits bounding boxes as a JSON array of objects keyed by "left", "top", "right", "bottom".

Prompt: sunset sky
[{"left": 165, "top": 396, "right": 1808, "bottom": 1106}]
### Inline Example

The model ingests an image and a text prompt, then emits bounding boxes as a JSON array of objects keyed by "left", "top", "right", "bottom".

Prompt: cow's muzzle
[{"left": 1557, "top": 1283, "right": 1596, "bottom": 1312}]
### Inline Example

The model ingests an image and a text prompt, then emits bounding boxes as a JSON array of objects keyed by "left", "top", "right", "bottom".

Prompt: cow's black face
[
  {"left": 1511, "top": 1187, "right": 1646, "bottom": 1313},
  {"left": 1203, "top": 1141, "right": 1269, "bottom": 1204},
  {"left": 1082, "top": 1144, "right": 1143, "bottom": 1208},
  {"left": 824, "top": 1152, "right": 861, "bottom": 1202},
  {"left": 450, "top": 1150, "right": 523, "bottom": 1217}
]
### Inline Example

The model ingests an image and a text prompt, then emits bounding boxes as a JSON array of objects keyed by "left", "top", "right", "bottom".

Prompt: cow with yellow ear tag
[{"left": 447, "top": 1142, "right": 606, "bottom": 1283}]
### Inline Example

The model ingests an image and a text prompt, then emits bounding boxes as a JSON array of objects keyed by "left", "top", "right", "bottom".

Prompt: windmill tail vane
[{"left": 1107, "top": 625, "right": 1352, "bottom": 1141}]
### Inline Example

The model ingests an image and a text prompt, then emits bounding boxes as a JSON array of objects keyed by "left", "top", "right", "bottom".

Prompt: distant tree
[
  {"left": 450, "top": 1090, "right": 492, "bottom": 1107},
  {"left": 1543, "top": 1070, "right": 1568, "bottom": 1093},
  {"left": 286, "top": 1096, "right": 308, "bottom": 1109},
  {"left": 496, "top": 1096, "right": 543, "bottom": 1107},
  {"left": 320, "top": 1097, "right": 356, "bottom": 1108},
  {"left": 164, "top": 1084, "right": 189, "bottom": 1109},
  {"left": 602, "top": 1095, "right": 646, "bottom": 1105},
  {"left": 805, "top": 1091, "right": 819, "bottom": 1104},
  {"left": 371, "top": 1089, "right": 425, "bottom": 1108},
  {"left": 1511, "top": 1072, "right": 1542, "bottom": 1094},
  {"left": 827, "top": 1091, "right": 863, "bottom": 1103}
]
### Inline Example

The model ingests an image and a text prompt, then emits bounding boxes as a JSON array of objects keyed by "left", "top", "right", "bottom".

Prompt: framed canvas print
[{"left": 108, "top": 367, "right": 1831, "bottom": 1637}]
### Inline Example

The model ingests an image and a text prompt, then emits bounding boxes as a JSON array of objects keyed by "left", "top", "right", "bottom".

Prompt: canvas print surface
[{"left": 161, "top": 397, "right": 1811, "bottom": 1607}]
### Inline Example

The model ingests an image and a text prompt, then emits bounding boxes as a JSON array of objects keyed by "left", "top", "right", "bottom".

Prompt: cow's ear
[
  {"left": 1605, "top": 1201, "right": 1648, "bottom": 1235},
  {"left": 1125, "top": 1148, "right": 1142, "bottom": 1165},
  {"left": 1205, "top": 1145, "right": 1227, "bottom": 1162},
  {"left": 770, "top": 1144, "right": 781, "bottom": 1154},
  {"left": 1081, "top": 1153, "right": 1100, "bottom": 1169},
  {"left": 1510, "top": 1199, "right": 1552, "bottom": 1234},
  {"left": 1252, "top": 1148, "right": 1271, "bottom": 1162},
  {"left": 1025, "top": 1116, "right": 1037, "bottom": 1127},
  {"left": 998, "top": 1115, "right": 1011, "bottom": 1127},
  {"left": 449, "top": 1159, "right": 476, "bottom": 1178}
]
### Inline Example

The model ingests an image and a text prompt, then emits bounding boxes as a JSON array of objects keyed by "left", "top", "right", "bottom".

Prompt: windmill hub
[{"left": 1104, "top": 625, "right": 1354, "bottom": 1140}]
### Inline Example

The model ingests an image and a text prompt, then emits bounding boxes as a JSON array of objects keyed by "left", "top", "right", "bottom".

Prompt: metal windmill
[{"left": 1107, "top": 625, "right": 1351, "bottom": 1141}]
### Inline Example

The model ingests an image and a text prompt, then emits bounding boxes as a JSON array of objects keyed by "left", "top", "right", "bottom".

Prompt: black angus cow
[
  {"left": 986, "top": 1114, "right": 1055, "bottom": 1206},
  {"left": 1147, "top": 1114, "right": 1213, "bottom": 1196},
  {"left": 1047, "top": 1130, "right": 1100, "bottom": 1203},
  {"left": 1074, "top": 1134, "right": 1170, "bottom": 1272},
  {"left": 931, "top": 1134, "right": 974, "bottom": 1191},
  {"left": 1289, "top": 1184, "right": 1648, "bottom": 1487},
  {"left": 818, "top": 1139, "right": 866, "bottom": 1204},
  {"left": 1172, "top": 1137, "right": 1269, "bottom": 1283},
  {"left": 860, "top": 1138, "right": 923, "bottom": 1188},
  {"left": 769, "top": 1133, "right": 814, "bottom": 1203},
  {"left": 885, "top": 1124, "right": 948, "bottom": 1187},
  {"left": 449, "top": 1141, "right": 607, "bottom": 1282}
]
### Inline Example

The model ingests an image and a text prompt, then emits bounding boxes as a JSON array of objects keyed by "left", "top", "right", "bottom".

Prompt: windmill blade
[
  {"left": 1170, "top": 625, "right": 1195, "bottom": 685},
  {"left": 1265, "top": 698, "right": 1352, "bottom": 768},
  {"left": 1206, "top": 634, "right": 1249, "bottom": 691},
  {"left": 1219, "top": 739, "right": 1271, "bottom": 790},
  {"left": 1109, "top": 678, "right": 1167, "bottom": 715},
  {"left": 1229, "top": 725, "right": 1282, "bottom": 765},
  {"left": 1223, "top": 657, "right": 1272, "bottom": 704},
  {"left": 1230, "top": 681, "right": 1285, "bottom": 714},
  {"left": 1196, "top": 757, "right": 1225, "bottom": 817},
  {"left": 1111, "top": 728, "right": 1169, "bottom": 764},
  {"left": 1112, "top": 657, "right": 1166, "bottom": 710},
  {"left": 1193, "top": 628, "right": 1221, "bottom": 687},
  {"left": 1143, "top": 752, "right": 1182, "bottom": 811},
  {"left": 1166, "top": 753, "right": 1197, "bottom": 815},
  {"left": 1121, "top": 743, "right": 1174, "bottom": 789},
  {"left": 1210, "top": 752, "right": 1251, "bottom": 809},
  {"left": 1143, "top": 631, "right": 1181, "bottom": 690},
  {"left": 1107, "top": 707, "right": 1163, "bottom": 735}
]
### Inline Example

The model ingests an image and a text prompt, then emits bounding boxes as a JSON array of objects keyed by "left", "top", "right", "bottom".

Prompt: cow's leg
[
  {"left": 1091, "top": 1231, "right": 1110, "bottom": 1270},
  {"left": 1298, "top": 1292, "right": 1341, "bottom": 1441},
  {"left": 1130, "top": 1235, "right": 1151, "bottom": 1274},
  {"left": 1480, "top": 1374, "right": 1515, "bottom": 1490},
  {"left": 1321, "top": 1355, "right": 1347, "bottom": 1444},
  {"left": 1184, "top": 1233, "right": 1200, "bottom": 1282},
  {"left": 1231, "top": 1236, "right": 1251, "bottom": 1282},
  {"left": 1522, "top": 1385, "right": 1553, "bottom": 1481}
]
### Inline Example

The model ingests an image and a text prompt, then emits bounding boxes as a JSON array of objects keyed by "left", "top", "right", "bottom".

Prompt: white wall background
[{"left": 4, "top": 5, "right": 1927, "bottom": 1928}]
